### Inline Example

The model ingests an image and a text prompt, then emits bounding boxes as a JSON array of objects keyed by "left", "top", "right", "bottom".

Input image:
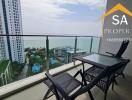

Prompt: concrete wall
[{"left": 100, "top": 0, "right": 132, "bottom": 76}]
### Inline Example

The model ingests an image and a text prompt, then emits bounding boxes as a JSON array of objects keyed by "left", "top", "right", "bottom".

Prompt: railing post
[
  {"left": 90, "top": 37, "right": 93, "bottom": 53},
  {"left": 74, "top": 36, "right": 77, "bottom": 65},
  {"left": 98, "top": 37, "right": 101, "bottom": 53},
  {"left": 46, "top": 36, "right": 49, "bottom": 70}
]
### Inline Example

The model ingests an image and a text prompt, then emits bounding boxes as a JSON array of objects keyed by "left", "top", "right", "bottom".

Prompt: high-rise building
[
  {"left": 0, "top": 0, "right": 24, "bottom": 63},
  {"left": 0, "top": 1, "right": 9, "bottom": 60}
]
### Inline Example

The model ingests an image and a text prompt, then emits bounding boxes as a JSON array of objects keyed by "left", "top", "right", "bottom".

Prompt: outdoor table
[{"left": 74, "top": 53, "right": 122, "bottom": 73}]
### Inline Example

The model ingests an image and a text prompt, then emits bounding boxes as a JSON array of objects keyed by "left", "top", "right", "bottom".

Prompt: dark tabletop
[{"left": 74, "top": 53, "right": 122, "bottom": 68}]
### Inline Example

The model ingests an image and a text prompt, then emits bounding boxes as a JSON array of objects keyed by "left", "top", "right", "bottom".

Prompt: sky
[{"left": 21, "top": 0, "right": 107, "bottom": 36}]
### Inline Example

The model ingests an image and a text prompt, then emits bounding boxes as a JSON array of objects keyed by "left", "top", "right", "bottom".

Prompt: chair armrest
[{"left": 105, "top": 52, "right": 115, "bottom": 56}]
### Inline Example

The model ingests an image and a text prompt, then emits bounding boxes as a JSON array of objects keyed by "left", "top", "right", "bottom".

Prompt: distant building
[
  {"left": 0, "top": 1, "right": 9, "bottom": 60},
  {"left": 54, "top": 47, "right": 67, "bottom": 57},
  {"left": 0, "top": 0, "right": 24, "bottom": 63},
  {"left": 54, "top": 47, "right": 86, "bottom": 63},
  {"left": 65, "top": 50, "right": 86, "bottom": 63}
]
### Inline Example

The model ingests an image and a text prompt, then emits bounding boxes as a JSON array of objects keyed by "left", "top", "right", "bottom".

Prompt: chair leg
[
  {"left": 112, "top": 78, "right": 118, "bottom": 90},
  {"left": 121, "top": 73, "right": 125, "bottom": 78},
  {"left": 112, "top": 82, "right": 114, "bottom": 90},
  {"left": 114, "top": 78, "right": 118, "bottom": 85},
  {"left": 54, "top": 88, "right": 61, "bottom": 100},
  {"left": 104, "top": 90, "right": 108, "bottom": 100},
  {"left": 88, "top": 90, "right": 94, "bottom": 100},
  {"left": 43, "top": 88, "right": 52, "bottom": 100}
]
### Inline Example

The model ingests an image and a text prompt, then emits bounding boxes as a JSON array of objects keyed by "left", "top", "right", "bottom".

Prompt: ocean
[{"left": 24, "top": 37, "right": 100, "bottom": 52}]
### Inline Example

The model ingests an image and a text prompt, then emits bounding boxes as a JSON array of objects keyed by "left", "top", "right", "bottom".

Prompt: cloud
[
  {"left": 21, "top": 0, "right": 73, "bottom": 20},
  {"left": 21, "top": 0, "right": 106, "bottom": 19},
  {"left": 55, "top": 0, "right": 107, "bottom": 8},
  {"left": 21, "top": 0, "right": 106, "bottom": 36}
]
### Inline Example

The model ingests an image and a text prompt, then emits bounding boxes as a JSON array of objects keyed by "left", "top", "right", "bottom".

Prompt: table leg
[
  {"left": 82, "top": 61, "right": 85, "bottom": 73},
  {"left": 82, "top": 61, "right": 87, "bottom": 85}
]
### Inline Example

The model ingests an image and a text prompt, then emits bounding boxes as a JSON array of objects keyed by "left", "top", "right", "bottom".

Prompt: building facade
[
  {"left": 0, "top": 0, "right": 24, "bottom": 63},
  {"left": 0, "top": 1, "right": 9, "bottom": 60}
]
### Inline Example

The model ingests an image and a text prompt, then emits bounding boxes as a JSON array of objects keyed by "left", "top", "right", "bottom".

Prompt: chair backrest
[
  {"left": 115, "top": 40, "right": 129, "bottom": 58},
  {"left": 45, "top": 72, "right": 70, "bottom": 100}
]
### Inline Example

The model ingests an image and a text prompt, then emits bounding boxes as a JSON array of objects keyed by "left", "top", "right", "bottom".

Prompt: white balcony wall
[{"left": 99, "top": 0, "right": 132, "bottom": 76}]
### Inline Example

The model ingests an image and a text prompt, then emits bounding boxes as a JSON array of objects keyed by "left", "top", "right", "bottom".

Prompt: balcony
[
  {"left": 0, "top": 35, "right": 100, "bottom": 85},
  {"left": 0, "top": 35, "right": 132, "bottom": 100},
  {"left": 2, "top": 64, "right": 132, "bottom": 100}
]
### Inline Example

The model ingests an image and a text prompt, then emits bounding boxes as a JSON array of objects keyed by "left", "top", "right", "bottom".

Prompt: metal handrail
[
  {"left": 0, "top": 34, "right": 100, "bottom": 38},
  {"left": 0, "top": 34, "right": 101, "bottom": 65}
]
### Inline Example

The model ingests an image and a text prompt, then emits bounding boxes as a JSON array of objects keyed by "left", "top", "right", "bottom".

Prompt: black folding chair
[
  {"left": 44, "top": 60, "right": 128, "bottom": 100},
  {"left": 106, "top": 40, "right": 129, "bottom": 78},
  {"left": 84, "top": 59, "right": 130, "bottom": 100},
  {"left": 43, "top": 70, "right": 85, "bottom": 100}
]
